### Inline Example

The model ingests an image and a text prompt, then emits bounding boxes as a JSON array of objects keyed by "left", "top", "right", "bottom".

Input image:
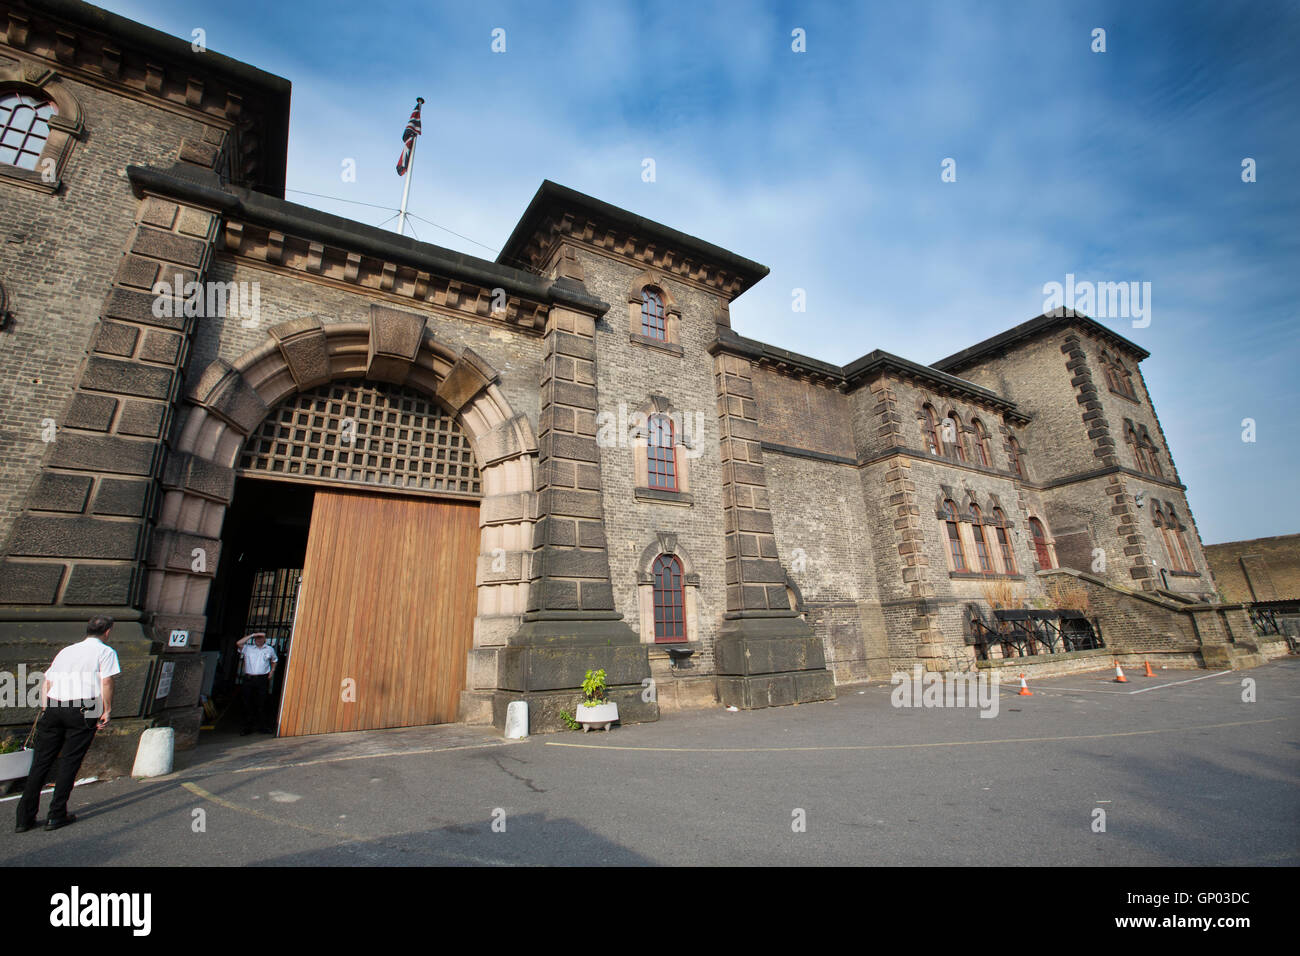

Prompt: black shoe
[
  {"left": 45, "top": 814, "right": 76, "bottom": 831},
  {"left": 15, "top": 820, "right": 35, "bottom": 833}
]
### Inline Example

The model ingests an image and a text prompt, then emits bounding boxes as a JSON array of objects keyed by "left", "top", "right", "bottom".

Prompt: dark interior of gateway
[{"left": 200, "top": 478, "right": 314, "bottom": 737}]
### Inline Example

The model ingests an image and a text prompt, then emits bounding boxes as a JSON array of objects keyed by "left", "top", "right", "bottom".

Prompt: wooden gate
[{"left": 277, "top": 488, "right": 479, "bottom": 737}]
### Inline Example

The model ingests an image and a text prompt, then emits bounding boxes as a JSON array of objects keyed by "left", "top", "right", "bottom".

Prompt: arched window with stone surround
[
  {"left": 641, "top": 287, "right": 667, "bottom": 340},
  {"left": 646, "top": 413, "right": 678, "bottom": 491},
  {"left": 652, "top": 554, "right": 686, "bottom": 642},
  {"left": 1029, "top": 517, "right": 1054, "bottom": 569},
  {"left": 942, "top": 499, "right": 967, "bottom": 571},
  {"left": 1008, "top": 435, "right": 1026, "bottom": 479},
  {"left": 1167, "top": 506, "right": 1195, "bottom": 572},
  {"left": 992, "top": 507, "right": 1016, "bottom": 574},
  {"left": 922, "top": 404, "right": 942, "bottom": 455},
  {"left": 0, "top": 91, "right": 56, "bottom": 170},
  {"left": 946, "top": 411, "right": 967, "bottom": 462},
  {"left": 635, "top": 534, "right": 700, "bottom": 645},
  {"left": 0, "top": 66, "right": 83, "bottom": 191},
  {"left": 972, "top": 419, "right": 991, "bottom": 467},
  {"left": 969, "top": 504, "right": 993, "bottom": 573}
]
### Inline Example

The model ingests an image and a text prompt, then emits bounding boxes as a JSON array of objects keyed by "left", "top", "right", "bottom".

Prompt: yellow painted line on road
[
  {"left": 544, "top": 716, "right": 1290, "bottom": 753},
  {"left": 180, "top": 781, "right": 534, "bottom": 865},
  {"left": 180, "top": 738, "right": 520, "bottom": 780}
]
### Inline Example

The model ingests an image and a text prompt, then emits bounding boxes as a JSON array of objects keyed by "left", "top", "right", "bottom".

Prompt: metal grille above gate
[{"left": 238, "top": 380, "right": 481, "bottom": 497}]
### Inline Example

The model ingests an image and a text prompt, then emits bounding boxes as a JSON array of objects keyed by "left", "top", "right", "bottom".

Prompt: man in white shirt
[
  {"left": 15, "top": 615, "right": 121, "bottom": 833},
  {"left": 235, "top": 631, "right": 278, "bottom": 735}
]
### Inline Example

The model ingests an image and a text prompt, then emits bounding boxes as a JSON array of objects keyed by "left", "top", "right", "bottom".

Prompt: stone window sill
[
  {"left": 0, "top": 164, "right": 59, "bottom": 194},
  {"left": 949, "top": 571, "right": 1025, "bottom": 581},
  {"left": 634, "top": 486, "right": 693, "bottom": 506},
  {"left": 1168, "top": 570, "right": 1201, "bottom": 578},
  {"left": 1108, "top": 387, "right": 1141, "bottom": 405},
  {"left": 629, "top": 332, "right": 684, "bottom": 356}
]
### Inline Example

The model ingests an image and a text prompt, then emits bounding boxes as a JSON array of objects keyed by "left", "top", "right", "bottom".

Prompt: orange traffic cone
[
  {"left": 1143, "top": 660, "right": 1155, "bottom": 678},
  {"left": 1113, "top": 660, "right": 1128, "bottom": 683},
  {"left": 1018, "top": 673, "right": 1033, "bottom": 696}
]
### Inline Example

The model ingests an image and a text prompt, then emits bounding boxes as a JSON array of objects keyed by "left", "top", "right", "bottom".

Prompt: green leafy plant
[
  {"left": 0, "top": 735, "right": 24, "bottom": 755},
  {"left": 580, "top": 668, "right": 607, "bottom": 706},
  {"left": 558, "top": 710, "right": 580, "bottom": 731}
]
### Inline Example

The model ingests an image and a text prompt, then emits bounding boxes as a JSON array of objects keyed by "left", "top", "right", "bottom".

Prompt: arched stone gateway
[{"left": 147, "top": 306, "right": 539, "bottom": 738}]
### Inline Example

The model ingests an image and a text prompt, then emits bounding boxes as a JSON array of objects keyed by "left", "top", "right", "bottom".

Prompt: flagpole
[{"left": 397, "top": 134, "right": 416, "bottom": 237}]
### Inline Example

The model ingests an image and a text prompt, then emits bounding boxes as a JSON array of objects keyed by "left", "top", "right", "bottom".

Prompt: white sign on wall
[
  {"left": 155, "top": 661, "right": 176, "bottom": 700},
  {"left": 168, "top": 629, "right": 189, "bottom": 648}
]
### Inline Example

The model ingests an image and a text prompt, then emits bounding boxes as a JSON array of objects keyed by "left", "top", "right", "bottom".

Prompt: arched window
[
  {"left": 992, "top": 507, "right": 1016, "bottom": 574},
  {"left": 970, "top": 505, "right": 993, "bottom": 573},
  {"left": 922, "top": 404, "right": 941, "bottom": 455},
  {"left": 942, "top": 499, "right": 967, "bottom": 571},
  {"left": 946, "top": 411, "right": 967, "bottom": 462},
  {"left": 1100, "top": 351, "right": 1119, "bottom": 392},
  {"left": 646, "top": 413, "right": 677, "bottom": 491},
  {"left": 1117, "top": 361, "right": 1136, "bottom": 399},
  {"left": 1029, "top": 517, "right": 1053, "bottom": 569},
  {"left": 1126, "top": 423, "right": 1149, "bottom": 473},
  {"left": 652, "top": 554, "right": 686, "bottom": 642},
  {"left": 1167, "top": 507, "right": 1195, "bottom": 572},
  {"left": 1008, "top": 436, "right": 1026, "bottom": 479},
  {"left": 972, "top": 419, "right": 991, "bottom": 468},
  {"left": 641, "top": 287, "right": 667, "bottom": 340},
  {"left": 0, "top": 91, "right": 57, "bottom": 171},
  {"left": 1140, "top": 427, "right": 1164, "bottom": 478}
]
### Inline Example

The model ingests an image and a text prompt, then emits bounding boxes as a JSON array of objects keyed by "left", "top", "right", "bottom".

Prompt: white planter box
[
  {"left": 0, "top": 748, "right": 34, "bottom": 781},
  {"left": 576, "top": 702, "right": 618, "bottom": 732}
]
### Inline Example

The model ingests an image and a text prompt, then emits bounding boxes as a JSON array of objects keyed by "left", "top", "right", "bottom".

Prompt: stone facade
[{"left": 0, "top": 1, "right": 1275, "bottom": 773}]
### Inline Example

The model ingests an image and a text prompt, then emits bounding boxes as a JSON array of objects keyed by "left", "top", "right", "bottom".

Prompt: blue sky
[{"left": 103, "top": 0, "right": 1300, "bottom": 543}]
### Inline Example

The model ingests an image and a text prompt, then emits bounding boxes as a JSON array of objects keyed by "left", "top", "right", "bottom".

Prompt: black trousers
[
  {"left": 241, "top": 674, "right": 273, "bottom": 732},
  {"left": 15, "top": 704, "right": 98, "bottom": 826}
]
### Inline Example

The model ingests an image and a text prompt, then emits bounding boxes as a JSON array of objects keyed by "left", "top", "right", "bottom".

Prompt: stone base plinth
[{"left": 715, "top": 613, "right": 836, "bottom": 710}]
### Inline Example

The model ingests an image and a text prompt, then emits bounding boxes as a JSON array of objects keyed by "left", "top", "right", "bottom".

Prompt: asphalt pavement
[{"left": 3, "top": 660, "right": 1297, "bottom": 866}]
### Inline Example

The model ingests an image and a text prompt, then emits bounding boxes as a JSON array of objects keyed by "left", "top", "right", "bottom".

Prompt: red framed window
[
  {"left": 0, "top": 92, "right": 57, "bottom": 171},
  {"left": 1029, "top": 517, "right": 1053, "bottom": 569},
  {"left": 970, "top": 505, "right": 993, "bottom": 573},
  {"left": 641, "top": 287, "right": 667, "bottom": 340},
  {"left": 973, "top": 419, "right": 991, "bottom": 467},
  {"left": 993, "top": 507, "right": 1016, "bottom": 574},
  {"left": 943, "top": 500, "right": 966, "bottom": 571},
  {"left": 647, "top": 414, "right": 677, "bottom": 490},
  {"left": 652, "top": 554, "right": 686, "bottom": 642}
]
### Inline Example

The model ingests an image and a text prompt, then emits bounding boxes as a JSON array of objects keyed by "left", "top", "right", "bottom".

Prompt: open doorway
[{"left": 201, "top": 478, "right": 314, "bottom": 739}]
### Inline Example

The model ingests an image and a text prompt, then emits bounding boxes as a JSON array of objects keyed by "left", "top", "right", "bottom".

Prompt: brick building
[
  {"left": 1205, "top": 534, "right": 1300, "bottom": 641},
  {"left": 0, "top": 0, "right": 1283, "bottom": 770}
]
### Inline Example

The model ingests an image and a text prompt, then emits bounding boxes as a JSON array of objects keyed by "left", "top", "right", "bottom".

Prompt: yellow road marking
[{"left": 544, "top": 716, "right": 1290, "bottom": 753}]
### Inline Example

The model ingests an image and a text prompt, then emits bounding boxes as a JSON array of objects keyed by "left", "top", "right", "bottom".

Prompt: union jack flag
[{"left": 396, "top": 97, "right": 424, "bottom": 176}]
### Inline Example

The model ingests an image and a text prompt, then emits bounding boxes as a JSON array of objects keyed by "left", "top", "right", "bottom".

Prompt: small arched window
[
  {"left": 992, "top": 507, "right": 1016, "bottom": 574},
  {"left": 646, "top": 413, "right": 678, "bottom": 491},
  {"left": 922, "top": 404, "right": 941, "bottom": 455},
  {"left": 946, "top": 411, "right": 967, "bottom": 462},
  {"left": 0, "top": 91, "right": 57, "bottom": 171},
  {"left": 652, "top": 554, "right": 686, "bottom": 642},
  {"left": 1008, "top": 436, "right": 1026, "bottom": 479},
  {"left": 972, "top": 419, "right": 991, "bottom": 467},
  {"left": 1167, "top": 507, "right": 1194, "bottom": 572},
  {"left": 942, "top": 499, "right": 967, "bottom": 571},
  {"left": 1140, "top": 427, "right": 1164, "bottom": 478},
  {"left": 641, "top": 287, "right": 667, "bottom": 340},
  {"left": 969, "top": 505, "right": 993, "bottom": 573},
  {"left": 1029, "top": 517, "right": 1053, "bottom": 569}
]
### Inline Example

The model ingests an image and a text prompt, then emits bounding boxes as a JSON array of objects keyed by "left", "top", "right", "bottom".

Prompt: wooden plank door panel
[{"left": 278, "top": 489, "right": 479, "bottom": 737}]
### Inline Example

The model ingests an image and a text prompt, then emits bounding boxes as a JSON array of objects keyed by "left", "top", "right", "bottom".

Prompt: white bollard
[
  {"left": 131, "top": 727, "right": 175, "bottom": 778},
  {"left": 504, "top": 701, "right": 528, "bottom": 739}
]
